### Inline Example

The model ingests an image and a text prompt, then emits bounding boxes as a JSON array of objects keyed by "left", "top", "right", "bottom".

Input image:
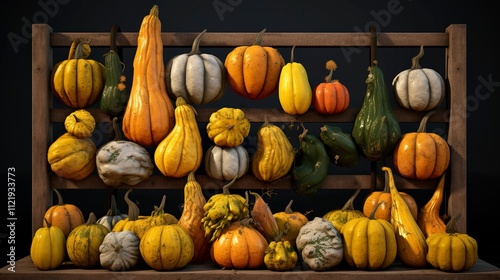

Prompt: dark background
[{"left": 2, "top": 0, "right": 499, "bottom": 269}]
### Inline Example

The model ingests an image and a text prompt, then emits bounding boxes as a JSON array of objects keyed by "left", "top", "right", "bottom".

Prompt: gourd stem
[
  {"left": 342, "top": 188, "right": 361, "bottom": 210},
  {"left": 53, "top": 188, "right": 64, "bottom": 205},
  {"left": 157, "top": 195, "right": 166, "bottom": 212},
  {"left": 417, "top": 110, "right": 437, "bottom": 133},
  {"left": 370, "top": 25, "right": 377, "bottom": 66},
  {"left": 324, "top": 60, "right": 337, "bottom": 83},
  {"left": 445, "top": 211, "right": 462, "bottom": 233},
  {"left": 150, "top": 4, "right": 159, "bottom": 17},
  {"left": 189, "top": 29, "right": 207, "bottom": 55},
  {"left": 298, "top": 123, "right": 308, "bottom": 141},
  {"left": 411, "top": 45, "right": 424, "bottom": 70},
  {"left": 187, "top": 171, "right": 196, "bottom": 182},
  {"left": 284, "top": 200, "right": 294, "bottom": 214},
  {"left": 86, "top": 212, "right": 97, "bottom": 225},
  {"left": 369, "top": 202, "right": 384, "bottom": 219},
  {"left": 106, "top": 195, "right": 122, "bottom": 216},
  {"left": 110, "top": 24, "right": 118, "bottom": 53},
  {"left": 112, "top": 117, "right": 124, "bottom": 141},
  {"left": 67, "top": 38, "right": 80, "bottom": 60},
  {"left": 222, "top": 176, "right": 238, "bottom": 195},
  {"left": 124, "top": 189, "right": 140, "bottom": 220},
  {"left": 290, "top": 46, "right": 296, "bottom": 63},
  {"left": 253, "top": 28, "right": 267, "bottom": 45}
]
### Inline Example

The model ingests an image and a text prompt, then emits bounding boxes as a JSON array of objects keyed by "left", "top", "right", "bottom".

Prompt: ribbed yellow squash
[
  {"left": 278, "top": 46, "right": 312, "bottom": 115},
  {"left": 30, "top": 220, "right": 66, "bottom": 270},
  {"left": 252, "top": 117, "right": 294, "bottom": 182},
  {"left": 154, "top": 96, "right": 203, "bottom": 178}
]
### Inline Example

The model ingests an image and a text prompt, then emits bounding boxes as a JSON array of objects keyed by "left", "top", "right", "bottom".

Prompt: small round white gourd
[{"left": 99, "top": 230, "right": 140, "bottom": 271}]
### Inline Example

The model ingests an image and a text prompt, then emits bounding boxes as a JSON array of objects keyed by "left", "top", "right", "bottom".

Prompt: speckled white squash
[
  {"left": 99, "top": 230, "right": 140, "bottom": 271},
  {"left": 295, "top": 217, "right": 343, "bottom": 271}
]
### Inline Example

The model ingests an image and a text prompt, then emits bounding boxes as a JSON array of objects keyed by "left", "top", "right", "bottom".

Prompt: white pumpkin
[
  {"left": 204, "top": 144, "right": 249, "bottom": 181},
  {"left": 96, "top": 118, "right": 154, "bottom": 187},
  {"left": 296, "top": 217, "right": 343, "bottom": 271},
  {"left": 392, "top": 45, "right": 445, "bottom": 112},
  {"left": 99, "top": 230, "right": 140, "bottom": 271},
  {"left": 97, "top": 195, "right": 128, "bottom": 231},
  {"left": 165, "top": 29, "right": 226, "bottom": 105}
]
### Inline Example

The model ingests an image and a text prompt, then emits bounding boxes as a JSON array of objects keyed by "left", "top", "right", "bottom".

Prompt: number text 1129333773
[{"left": 7, "top": 167, "right": 16, "bottom": 272}]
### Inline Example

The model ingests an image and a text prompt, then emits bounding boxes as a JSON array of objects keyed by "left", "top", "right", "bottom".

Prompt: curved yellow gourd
[
  {"left": 154, "top": 96, "right": 203, "bottom": 178},
  {"left": 278, "top": 46, "right": 312, "bottom": 115}
]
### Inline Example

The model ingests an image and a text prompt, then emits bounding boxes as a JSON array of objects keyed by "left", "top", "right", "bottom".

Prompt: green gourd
[
  {"left": 290, "top": 125, "right": 329, "bottom": 196},
  {"left": 352, "top": 61, "right": 401, "bottom": 161},
  {"left": 100, "top": 24, "right": 129, "bottom": 117},
  {"left": 319, "top": 125, "right": 360, "bottom": 168}
]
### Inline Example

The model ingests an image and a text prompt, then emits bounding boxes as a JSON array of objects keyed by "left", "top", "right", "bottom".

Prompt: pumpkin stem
[
  {"left": 342, "top": 188, "right": 361, "bottom": 210},
  {"left": 222, "top": 176, "right": 238, "bottom": 195},
  {"left": 111, "top": 117, "right": 124, "bottom": 141},
  {"left": 190, "top": 29, "right": 207, "bottom": 55},
  {"left": 417, "top": 109, "right": 437, "bottom": 133},
  {"left": 72, "top": 113, "right": 81, "bottom": 123},
  {"left": 43, "top": 217, "right": 52, "bottom": 228},
  {"left": 284, "top": 199, "right": 294, "bottom": 214},
  {"left": 324, "top": 60, "right": 337, "bottom": 83},
  {"left": 124, "top": 189, "right": 140, "bottom": 221},
  {"left": 253, "top": 28, "right": 267, "bottom": 45},
  {"left": 53, "top": 188, "right": 64, "bottom": 205},
  {"left": 369, "top": 201, "right": 384, "bottom": 219},
  {"left": 410, "top": 45, "right": 424, "bottom": 70},
  {"left": 445, "top": 211, "right": 462, "bottom": 234},
  {"left": 290, "top": 46, "right": 296, "bottom": 63},
  {"left": 86, "top": 212, "right": 98, "bottom": 225},
  {"left": 157, "top": 195, "right": 166, "bottom": 212}
]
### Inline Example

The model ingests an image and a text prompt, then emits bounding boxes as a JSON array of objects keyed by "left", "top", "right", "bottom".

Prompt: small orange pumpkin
[
  {"left": 224, "top": 28, "right": 285, "bottom": 100},
  {"left": 273, "top": 200, "right": 308, "bottom": 248},
  {"left": 393, "top": 110, "right": 450, "bottom": 180},
  {"left": 312, "top": 60, "right": 350, "bottom": 115},
  {"left": 43, "top": 189, "right": 85, "bottom": 238},
  {"left": 210, "top": 219, "right": 268, "bottom": 269}
]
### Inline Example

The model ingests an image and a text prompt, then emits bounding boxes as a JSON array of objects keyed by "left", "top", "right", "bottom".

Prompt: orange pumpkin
[
  {"left": 224, "top": 29, "right": 285, "bottom": 100},
  {"left": 363, "top": 176, "right": 418, "bottom": 222},
  {"left": 210, "top": 219, "right": 268, "bottom": 269},
  {"left": 272, "top": 200, "right": 308, "bottom": 248},
  {"left": 43, "top": 189, "right": 85, "bottom": 238},
  {"left": 312, "top": 60, "right": 350, "bottom": 115},
  {"left": 393, "top": 110, "right": 450, "bottom": 180}
]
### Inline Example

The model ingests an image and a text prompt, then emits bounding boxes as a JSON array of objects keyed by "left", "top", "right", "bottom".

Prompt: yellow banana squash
[
  {"left": 30, "top": 219, "right": 66, "bottom": 270},
  {"left": 278, "top": 46, "right": 312, "bottom": 115},
  {"left": 382, "top": 166, "right": 428, "bottom": 268},
  {"left": 122, "top": 5, "right": 175, "bottom": 146},
  {"left": 154, "top": 96, "right": 203, "bottom": 178}
]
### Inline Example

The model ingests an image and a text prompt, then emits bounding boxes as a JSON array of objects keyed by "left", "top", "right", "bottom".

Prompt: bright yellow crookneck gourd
[
  {"left": 278, "top": 46, "right": 312, "bottom": 115},
  {"left": 252, "top": 117, "right": 295, "bottom": 182},
  {"left": 154, "top": 96, "right": 203, "bottom": 178},
  {"left": 382, "top": 166, "right": 428, "bottom": 268}
]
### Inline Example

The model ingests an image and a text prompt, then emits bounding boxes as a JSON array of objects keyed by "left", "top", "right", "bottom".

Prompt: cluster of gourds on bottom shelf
[{"left": 31, "top": 166, "right": 478, "bottom": 272}]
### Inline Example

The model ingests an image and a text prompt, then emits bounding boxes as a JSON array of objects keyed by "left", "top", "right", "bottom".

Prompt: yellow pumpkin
[
  {"left": 122, "top": 5, "right": 175, "bottom": 147},
  {"left": 393, "top": 110, "right": 450, "bottom": 180},
  {"left": 273, "top": 199, "right": 309, "bottom": 248},
  {"left": 112, "top": 189, "right": 141, "bottom": 234},
  {"left": 210, "top": 219, "right": 268, "bottom": 269},
  {"left": 64, "top": 109, "right": 96, "bottom": 138},
  {"left": 278, "top": 46, "right": 312, "bottom": 115},
  {"left": 43, "top": 189, "right": 85, "bottom": 238},
  {"left": 426, "top": 213, "right": 478, "bottom": 272},
  {"left": 323, "top": 189, "right": 366, "bottom": 232},
  {"left": 51, "top": 39, "right": 105, "bottom": 109},
  {"left": 132, "top": 195, "right": 179, "bottom": 240},
  {"left": 47, "top": 132, "right": 96, "bottom": 181},
  {"left": 154, "top": 96, "right": 203, "bottom": 178},
  {"left": 392, "top": 45, "right": 445, "bottom": 112},
  {"left": 341, "top": 208, "right": 397, "bottom": 270},
  {"left": 30, "top": 219, "right": 66, "bottom": 270},
  {"left": 206, "top": 107, "right": 251, "bottom": 147},
  {"left": 66, "top": 212, "right": 110, "bottom": 268},
  {"left": 224, "top": 28, "right": 285, "bottom": 100},
  {"left": 140, "top": 224, "right": 194, "bottom": 270},
  {"left": 178, "top": 171, "right": 211, "bottom": 263},
  {"left": 251, "top": 117, "right": 294, "bottom": 182}
]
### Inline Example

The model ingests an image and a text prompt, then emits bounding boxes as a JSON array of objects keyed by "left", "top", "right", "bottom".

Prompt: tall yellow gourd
[
  {"left": 278, "top": 46, "right": 312, "bottom": 115},
  {"left": 154, "top": 96, "right": 203, "bottom": 178},
  {"left": 382, "top": 166, "right": 428, "bottom": 268},
  {"left": 122, "top": 5, "right": 175, "bottom": 147}
]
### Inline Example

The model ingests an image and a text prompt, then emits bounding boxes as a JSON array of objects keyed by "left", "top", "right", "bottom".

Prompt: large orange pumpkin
[
  {"left": 43, "top": 189, "right": 85, "bottom": 238},
  {"left": 393, "top": 110, "right": 450, "bottom": 180},
  {"left": 224, "top": 29, "right": 285, "bottom": 100},
  {"left": 210, "top": 219, "right": 268, "bottom": 269},
  {"left": 312, "top": 60, "right": 350, "bottom": 115}
]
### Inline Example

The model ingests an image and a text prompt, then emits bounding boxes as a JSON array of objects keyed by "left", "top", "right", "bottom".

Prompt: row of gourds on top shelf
[
  {"left": 36, "top": 4, "right": 479, "bottom": 274},
  {"left": 47, "top": 5, "right": 450, "bottom": 194}
]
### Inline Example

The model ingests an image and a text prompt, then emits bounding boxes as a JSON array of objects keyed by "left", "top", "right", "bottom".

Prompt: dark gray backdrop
[{"left": 2, "top": 0, "right": 499, "bottom": 268}]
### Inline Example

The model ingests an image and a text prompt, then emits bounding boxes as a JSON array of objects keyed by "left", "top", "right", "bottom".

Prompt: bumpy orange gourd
[
  {"left": 122, "top": 5, "right": 175, "bottom": 147},
  {"left": 210, "top": 219, "right": 268, "bottom": 269},
  {"left": 393, "top": 110, "right": 450, "bottom": 180},
  {"left": 154, "top": 96, "right": 203, "bottom": 178},
  {"left": 177, "top": 171, "right": 211, "bottom": 263},
  {"left": 224, "top": 28, "right": 285, "bottom": 100},
  {"left": 51, "top": 39, "right": 105, "bottom": 109},
  {"left": 417, "top": 173, "right": 447, "bottom": 238},
  {"left": 43, "top": 189, "right": 85, "bottom": 238},
  {"left": 312, "top": 60, "right": 350, "bottom": 115}
]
